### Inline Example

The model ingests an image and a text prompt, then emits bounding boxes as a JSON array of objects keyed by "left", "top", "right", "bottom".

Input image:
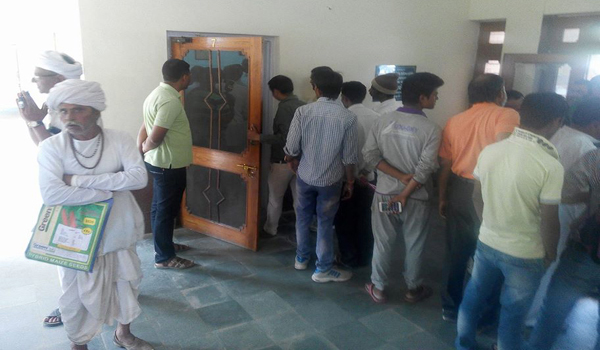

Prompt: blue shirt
[{"left": 284, "top": 97, "right": 358, "bottom": 186}]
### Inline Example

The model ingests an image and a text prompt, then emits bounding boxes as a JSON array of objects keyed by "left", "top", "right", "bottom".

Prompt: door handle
[{"left": 236, "top": 164, "right": 257, "bottom": 178}]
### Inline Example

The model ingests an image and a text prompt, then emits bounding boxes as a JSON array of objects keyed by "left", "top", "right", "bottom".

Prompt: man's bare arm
[
  {"left": 341, "top": 164, "right": 356, "bottom": 201},
  {"left": 142, "top": 125, "right": 168, "bottom": 153},
  {"left": 540, "top": 204, "right": 560, "bottom": 262},
  {"left": 376, "top": 160, "right": 413, "bottom": 185},
  {"left": 137, "top": 124, "right": 148, "bottom": 154}
]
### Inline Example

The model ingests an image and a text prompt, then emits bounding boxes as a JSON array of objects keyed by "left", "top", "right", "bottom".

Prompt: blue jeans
[
  {"left": 295, "top": 177, "right": 341, "bottom": 272},
  {"left": 456, "top": 241, "right": 545, "bottom": 350},
  {"left": 526, "top": 243, "right": 600, "bottom": 350},
  {"left": 146, "top": 163, "right": 187, "bottom": 263}
]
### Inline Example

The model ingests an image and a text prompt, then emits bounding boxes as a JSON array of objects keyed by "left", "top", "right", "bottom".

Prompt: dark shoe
[
  {"left": 442, "top": 308, "right": 457, "bottom": 323},
  {"left": 404, "top": 285, "right": 433, "bottom": 303}
]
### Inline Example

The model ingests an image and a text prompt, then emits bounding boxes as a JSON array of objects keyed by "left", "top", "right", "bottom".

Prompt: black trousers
[
  {"left": 441, "top": 174, "right": 481, "bottom": 312},
  {"left": 334, "top": 182, "right": 374, "bottom": 267}
]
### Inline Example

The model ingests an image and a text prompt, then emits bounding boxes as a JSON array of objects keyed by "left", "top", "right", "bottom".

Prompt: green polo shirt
[
  {"left": 474, "top": 128, "right": 564, "bottom": 259},
  {"left": 143, "top": 82, "right": 192, "bottom": 169}
]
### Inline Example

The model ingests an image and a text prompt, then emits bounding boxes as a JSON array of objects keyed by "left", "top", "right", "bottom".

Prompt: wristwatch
[{"left": 26, "top": 120, "right": 44, "bottom": 128}]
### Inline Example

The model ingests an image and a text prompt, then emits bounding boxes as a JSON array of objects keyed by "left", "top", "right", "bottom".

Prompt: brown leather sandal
[{"left": 154, "top": 256, "right": 196, "bottom": 269}]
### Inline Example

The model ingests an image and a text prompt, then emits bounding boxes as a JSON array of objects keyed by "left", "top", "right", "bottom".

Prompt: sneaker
[
  {"left": 311, "top": 267, "right": 352, "bottom": 283},
  {"left": 294, "top": 256, "right": 309, "bottom": 270}
]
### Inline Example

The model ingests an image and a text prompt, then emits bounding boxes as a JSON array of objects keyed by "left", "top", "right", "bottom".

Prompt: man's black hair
[
  {"left": 312, "top": 69, "right": 342, "bottom": 99},
  {"left": 310, "top": 66, "right": 333, "bottom": 82},
  {"left": 268, "top": 75, "right": 294, "bottom": 95},
  {"left": 571, "top": 97, "right": 600, "bottom": 127},
  {"left": 162, "top": 59, "right": 190, "bottom": 82},
  {"left": 506, "top": 89, "right": 524, "bottom": 100},
  {"left": 468, "top": 74, "right": 505, "bottom": 104},
  {"left": 341, "top": 81, "right": 367, "bottom": 104},
  {"left": 520, "top": 93, "right": 568, "bottom": 130},
  {"left": 401, "top": 72, "right": 444, "bottom": 105}
]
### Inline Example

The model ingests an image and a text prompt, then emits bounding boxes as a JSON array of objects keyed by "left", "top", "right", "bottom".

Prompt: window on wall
[
  {"left": 562, "top": 28, "right": 580, "bottom": 43},
  {"left": 473, "top": 21, "right": 506, "bottom": 78}
]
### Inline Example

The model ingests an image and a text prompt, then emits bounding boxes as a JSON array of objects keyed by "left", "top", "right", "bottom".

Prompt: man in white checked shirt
[{"left": 284, "top": 68, "right": 358, "bottom": 283}]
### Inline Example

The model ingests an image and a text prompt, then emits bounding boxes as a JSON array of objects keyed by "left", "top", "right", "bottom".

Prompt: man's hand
[
  {"left": 342, "top": 181, "right": 354, "bottom": 201},
  {"left": 389, "top": 194, "right": 407, "bottom": 214},
  {"left": 248, "top": 126, "right": 261, "bottom": 141},
  {"left": 142, "top": 140, "right": 152, "bottom": 154},
  {"left": 439, "top": 199, "right": 448, "bottom": 219},
  {"left": 17, "top": 91, "right": 47, "bottom": 122},
  {"left": 400, "top": 173, "right": 414, "bottom": 185},
  {"left": 285, "top": 155, "right": 299, "bottom": 173},
  {"left": 63, "top": 175, "right": 73, "bottom": 186}
]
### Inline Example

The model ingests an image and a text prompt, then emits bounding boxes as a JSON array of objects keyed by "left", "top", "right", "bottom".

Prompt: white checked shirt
[{"left": 284, "top": 97, "right": 359, "bottom": 186}]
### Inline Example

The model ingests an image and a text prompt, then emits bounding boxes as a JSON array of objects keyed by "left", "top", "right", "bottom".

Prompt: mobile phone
[
  {"left": 17, "top": 93, "right": 26, "bottom": 109},
  {"left": 379, "top": 201, "right": 402, "bottom": 213}
]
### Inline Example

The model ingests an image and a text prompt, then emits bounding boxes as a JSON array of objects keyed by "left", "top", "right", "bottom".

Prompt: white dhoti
[{"left": 58, "top": 245, "right": 143, "bottom": 345}]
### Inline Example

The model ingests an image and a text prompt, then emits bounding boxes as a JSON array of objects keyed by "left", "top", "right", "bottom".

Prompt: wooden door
[{"left": 171, "top": 37, "right": 262, "bottom": 250}]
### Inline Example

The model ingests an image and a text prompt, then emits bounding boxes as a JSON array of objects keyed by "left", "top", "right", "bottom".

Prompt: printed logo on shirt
[{"left": 382, "top": 122, "right": 418, "bottom": 137}]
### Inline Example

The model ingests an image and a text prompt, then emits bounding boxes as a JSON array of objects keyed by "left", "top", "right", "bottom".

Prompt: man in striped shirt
[{"left": 284, "top": 68, "right": 358, "bottom": 283}]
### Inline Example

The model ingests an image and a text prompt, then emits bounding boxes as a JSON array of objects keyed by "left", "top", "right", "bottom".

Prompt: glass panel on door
[
  {"left": 183, "top": 49, "right": 249, "bottom": 154},
  {"left": 186, "top": 164, "right": 247, "bottom": 229}
]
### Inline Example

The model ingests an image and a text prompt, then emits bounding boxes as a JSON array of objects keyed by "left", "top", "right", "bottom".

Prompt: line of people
[{"left": 17, "top": 51, "right": 600, "bottom": 349}]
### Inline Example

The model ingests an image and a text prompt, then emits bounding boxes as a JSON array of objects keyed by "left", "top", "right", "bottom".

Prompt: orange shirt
[{"left": 439, "top": 103, "right": 519, "bottom": 179}]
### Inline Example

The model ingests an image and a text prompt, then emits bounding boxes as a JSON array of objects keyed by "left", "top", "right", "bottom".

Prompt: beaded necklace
[{"left": 69, "top": 130, "right": 104, "bottom": 170}]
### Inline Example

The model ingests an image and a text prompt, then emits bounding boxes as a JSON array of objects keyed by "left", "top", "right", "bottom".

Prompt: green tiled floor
[{"left": 1, "top": 218, "right": 596, "bottom": 349}]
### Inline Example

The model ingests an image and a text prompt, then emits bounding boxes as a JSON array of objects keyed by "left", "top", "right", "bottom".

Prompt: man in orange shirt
[{"left": 438, "top": 74, "right": 519, "bottom": 322}]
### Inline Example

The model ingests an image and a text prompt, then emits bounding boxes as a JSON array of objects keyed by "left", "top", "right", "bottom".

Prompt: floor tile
[
  {"left": 321, "top": 320, "right": 384, "bottom": 350},
  {"left": 216, "top": 321, "right": 274, "bottom": 350},
  {"left": 181, "top": 284, "right": 231, "bottom": 309},
  {"left": 220, "top": 275, "right": 266, "bottom": 298},
  {"left": 207, "top": 260, "right": 253, "bottom": 281},
  {"left": 293, "top": 300, "right": 353, "bottom": 330},
  {"left": 234, "top": 290, "right": 293, "bottom": 320},
  {"left": 387, "top": 330, "right": 453, "bottom": 350},
  {"left": 196, "top": 300, "right": 252, "bottom": 329},
  {"left": 359, "top": 309, "right": 422, "bottom": 341},
  {"left": 257, "top": 310, "right": 316, "bottom": 342},
  {"left": 168, "top": 267, "right": 217, "bottom": 290},
  {"left": 280, "top": 334, "right": 338, "bottom": 350}
]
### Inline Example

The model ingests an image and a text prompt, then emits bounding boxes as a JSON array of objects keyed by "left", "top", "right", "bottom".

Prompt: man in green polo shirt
[{"left": 138, "top": 58, "right": 195, "bottom": 269}]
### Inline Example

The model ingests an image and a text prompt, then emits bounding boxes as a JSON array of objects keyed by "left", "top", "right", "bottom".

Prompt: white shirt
[
  {"left": 348, "top": 103, "right": 379, "bottom": 176},
  {"left": 38, "top": 129, "right": 148, "bottom": 254},
  {"left": 372, "top": 99, "right": 403, "bottom": 115},
  {"left": 550, "top": 126, "right": 598, "bottom": 170}
]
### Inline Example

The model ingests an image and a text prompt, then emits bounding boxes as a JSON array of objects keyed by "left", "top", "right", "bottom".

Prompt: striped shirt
[{"left": 284, "top": 97, "right": 358, "bottom": 186}]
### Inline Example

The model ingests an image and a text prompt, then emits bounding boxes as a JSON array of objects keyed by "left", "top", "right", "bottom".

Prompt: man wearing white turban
[
  {"left": 39, "top": 80, "right": 153, "bottom": 350},
  {"left": 17, "top": 51, "right": 84, "bottom": 327},
  {"left": 17, "top": 50, "right": 83, "bottom": 145}
]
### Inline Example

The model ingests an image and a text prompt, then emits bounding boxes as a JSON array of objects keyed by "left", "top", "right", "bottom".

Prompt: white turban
[
  {"left": 47, "top": 80, "right": 106, "bottom": 111},
  {"left": 36, "top": 51, "right": 83, "bottom": 79}
]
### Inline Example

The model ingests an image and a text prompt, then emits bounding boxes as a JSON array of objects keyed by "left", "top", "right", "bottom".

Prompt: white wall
[
  {"left": 78, "top": 0, "right": 478, "bottom": 138},
  {"left": 470, "top": 0, "right": 600, "bottom": 54}
]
